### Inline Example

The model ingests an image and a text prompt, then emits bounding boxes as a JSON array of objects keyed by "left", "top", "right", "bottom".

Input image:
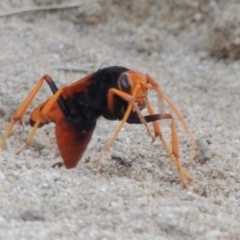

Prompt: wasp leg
[
  {"left": 105, "top": 87, "right": 154, "bottom": 150},
  {"left": 104, "top": 88, "right": 135, "bottom": 150},
  {"left": 0, "top": 75, "right": 58, "bottom": 150},
  {"left": 15, "top": 86, "right": 66, "bottom": 154},
  {"left": 146, "top": 101, "right": 196, "bottom": 189}
]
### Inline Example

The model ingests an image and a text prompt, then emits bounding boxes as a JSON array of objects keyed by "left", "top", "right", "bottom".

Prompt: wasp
[{"left": 0, "top": 66, "right": 197, "bottom": 189}]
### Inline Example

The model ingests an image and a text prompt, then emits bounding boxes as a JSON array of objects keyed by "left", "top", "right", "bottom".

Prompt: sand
[{"left": 0, "top": 1, "right": 240, "bottom": 239}]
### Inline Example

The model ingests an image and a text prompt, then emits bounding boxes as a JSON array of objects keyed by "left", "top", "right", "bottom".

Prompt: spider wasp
[{"left": 0, "top": 66, "right": 197, "bottom": 189}]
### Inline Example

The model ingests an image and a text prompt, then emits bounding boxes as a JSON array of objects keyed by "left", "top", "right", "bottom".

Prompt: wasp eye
[{"left": 119, "top": 73, "right": 131, "bottom": 93}]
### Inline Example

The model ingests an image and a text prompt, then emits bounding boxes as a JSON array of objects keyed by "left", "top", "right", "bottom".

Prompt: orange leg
[
  {"left": 108, "top": 88, "right": 151, "bottom": 135},
  {"left": 105, "top": 88, "right": 135, "bottom": 150},
  {"left": 16, "top": 87, "right": 66, "bottom": 154},
  {"left": 146, "top": 101, "right": 192, "bottom": 189},
  {"left": 144, "top": 75, "right": 195, "bottom": 188},
  {"left": 0, "top": 75, "right": 55, "bottom": 150},
  {"left": 105, "top": 86, "right": 154, "bottom": 151},
  {"left": 106, "top": 83, "right": 193, "bottom": 189}
]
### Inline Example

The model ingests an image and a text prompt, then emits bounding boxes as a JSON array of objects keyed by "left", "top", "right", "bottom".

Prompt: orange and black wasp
[{"left": 0, "top": 66, "right": 197, "bottom": 189}]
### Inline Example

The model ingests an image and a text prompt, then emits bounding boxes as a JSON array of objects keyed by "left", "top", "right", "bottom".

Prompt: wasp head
[{"left": 118, "top": 71, "right": 151, "bottom": 110}]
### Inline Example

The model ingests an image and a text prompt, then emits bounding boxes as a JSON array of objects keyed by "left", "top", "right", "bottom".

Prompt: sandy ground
[{"left": 0, "top": 1, "right": 240, "bottom": 239}]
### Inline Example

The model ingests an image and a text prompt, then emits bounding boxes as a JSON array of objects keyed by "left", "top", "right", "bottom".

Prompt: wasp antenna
[
  {"left": 157, "top": 88, "right": 196, "bottom": 144},
  {"left": 147, "top": 73, "right": 196, "bottom": 145}
]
